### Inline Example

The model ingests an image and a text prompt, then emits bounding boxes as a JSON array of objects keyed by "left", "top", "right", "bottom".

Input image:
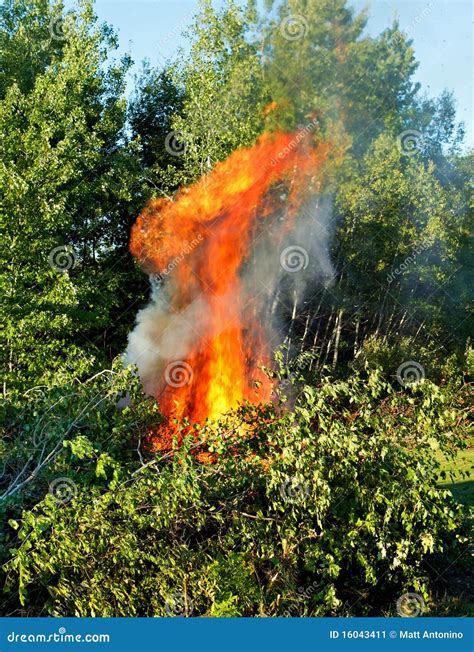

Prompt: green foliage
[
  {"left": 335, "top": 132, "right": 460, "bottom": 309},
  {"left": 129, "top": 66, "right": 185, "bottom": 174},
  {"left": 0, "top": 0, "right": 145, "bottom": 392},
  {"left": 0, "top": 0, "right": 472, "bottom": 620},
  {"left": 129, "top": 0, "right": 269, "bottom": 195},
  {"left": 0, "top": 361, "right": 161, "bottom": 573},
  {"left": 170, "top": 0, "right": 267, "bottom": 180},
  {"left": 2, "top": 368, "right": 469, "bottom": 616}
]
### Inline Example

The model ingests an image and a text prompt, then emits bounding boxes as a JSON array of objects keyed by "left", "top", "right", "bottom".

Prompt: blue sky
[{"left": 75, "top": 0, "right": 472, "bottom": 148}]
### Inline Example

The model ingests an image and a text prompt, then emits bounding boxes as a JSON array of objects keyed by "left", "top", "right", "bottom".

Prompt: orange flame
[{"left": 130, "top": 131, "right": 330, "bottom": 446}]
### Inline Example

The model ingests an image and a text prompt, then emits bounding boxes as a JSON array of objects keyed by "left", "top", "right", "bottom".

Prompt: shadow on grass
[
  {"left": 431, "top": 452, "right": 473, "bottom": 616},
  {"left": 443, "top": 481, "right": 474, "bottom": 507}
]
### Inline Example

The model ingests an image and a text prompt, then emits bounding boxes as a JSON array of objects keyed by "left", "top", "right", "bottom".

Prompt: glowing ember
[{"left": 130, "top": 131, "right": 330, "bottom": 444}]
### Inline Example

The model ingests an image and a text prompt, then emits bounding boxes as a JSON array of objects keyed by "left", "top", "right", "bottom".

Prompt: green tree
[
  {"left": 0, "top": 0, "right": 143, "bottom": 393},
  {"left": 255, "top": 0, "right": 470, "bottom": 368},
  {"left": 130, "top": 0, "right": 269, "bottom": 196}
]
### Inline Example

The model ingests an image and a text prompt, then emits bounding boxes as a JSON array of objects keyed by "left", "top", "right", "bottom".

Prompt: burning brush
[{"left": 125, "top": 130, "right": 331, "bottom": 450}]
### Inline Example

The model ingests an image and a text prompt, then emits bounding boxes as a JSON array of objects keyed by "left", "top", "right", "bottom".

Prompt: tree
[
  {"left": 0, "top": 0, "right": 143, "bottom": 393},
  {"left": 130, "top": 0, "right": 269, "bottom": 197}
]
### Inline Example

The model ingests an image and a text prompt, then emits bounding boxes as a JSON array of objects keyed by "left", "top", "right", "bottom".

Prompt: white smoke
[
  {"left": 241, "top": 195, "right": 335, "bottom": 323},
  {"left": 124, "top": 288, "right": 208, "bottom": 396},
  {"left": 124, "top": 194, "right": 335, "bottom": 396}
]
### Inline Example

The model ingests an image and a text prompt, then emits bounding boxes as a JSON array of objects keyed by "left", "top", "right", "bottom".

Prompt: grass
[
  {"left": 428, "top": 445, "right": 474, "bottom": 616},
  {"left": 437, "top": 445, "right": 474, "bottom": 507}
]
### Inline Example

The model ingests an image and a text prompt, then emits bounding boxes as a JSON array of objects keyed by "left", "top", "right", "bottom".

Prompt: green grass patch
[{"left": 437, "top": 446, "right": 474, "bottom": 507}]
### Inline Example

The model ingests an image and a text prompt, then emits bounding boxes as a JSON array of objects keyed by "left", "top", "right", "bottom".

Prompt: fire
[{"left": 130, "top": 130, "right": 330, "bottom": 447}]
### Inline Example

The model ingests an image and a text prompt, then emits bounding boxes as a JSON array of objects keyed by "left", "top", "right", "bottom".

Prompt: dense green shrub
[
  {"left": 2, "top": 367, "right": 469, "bottom": 616},
  {"left": 0, "top": 362, "right": 161, "bottom": 593}
]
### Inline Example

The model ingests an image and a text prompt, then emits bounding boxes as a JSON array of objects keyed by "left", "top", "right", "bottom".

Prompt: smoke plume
[{"left": 124, "top": 131, "right": 333, "bottom": 434}]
